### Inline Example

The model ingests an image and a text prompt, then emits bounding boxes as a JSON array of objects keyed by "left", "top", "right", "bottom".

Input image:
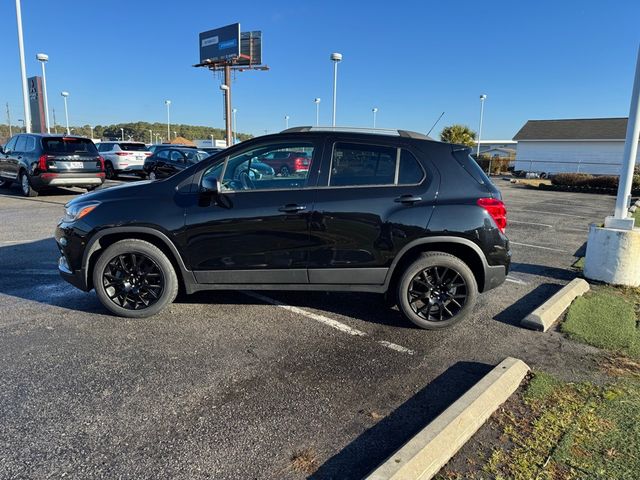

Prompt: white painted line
[
  {"left": 510, "top": 209, "right": 590, "bottom": 219},
  {"left": 1, "top": 239, "right": 50, "bottom": 244},
  {"left": 244, "top": 291, "right": 416, "bottom": 355},
  {"left": 4, "top": 268, "right": 59, "bottom": 276},
  {"left": 510, "top": 241, "right": 570, "bottom": 253},
  {"left": 505, "top": 275, "right": 527, "bottom": 285},
  {"left": 244, "top": 291, "right": 366, "bottom": 337},
  {"left": 507, "top": 220, "right": 553, "bottom": 228},
  {"left": 377, "top": 341, "right": 416, "bottom": 355}
]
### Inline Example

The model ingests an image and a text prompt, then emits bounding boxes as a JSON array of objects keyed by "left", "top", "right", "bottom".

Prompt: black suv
[
  {"left": 55, "top": 127, "right": 510, "bottom": 329},
  {"left": 0, "top": 134, "right": 105, "bottom": 197}
]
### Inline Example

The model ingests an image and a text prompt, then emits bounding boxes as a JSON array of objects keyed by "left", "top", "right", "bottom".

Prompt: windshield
[
  {"left": 185, "top": 150, "right": 210, "bottom": 163},
  {"left": 42, "top": 137, "right": 98, "bottom": 155}
]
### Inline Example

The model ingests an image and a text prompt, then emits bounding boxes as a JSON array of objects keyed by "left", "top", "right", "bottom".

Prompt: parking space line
[
  {"left": 508, "top": 220, "right": 553, "bottom": 227},
  {"left": 244, "top": 291, "right": 367, "bottom": 336},
  {"left": 505, "top": 275, "right": 528, "bottom": 285},
  {"left": 244, "top": 291, "right": 416, "bottom": 355},
  {"left": 510, "top": 241, "right": 570, "bottom": 253},
  {"left": 509, "top": 209, "right": 590, "bottom": 219},
  {"left": 377, "top": 341, "right": 416, "bottom": 355}
]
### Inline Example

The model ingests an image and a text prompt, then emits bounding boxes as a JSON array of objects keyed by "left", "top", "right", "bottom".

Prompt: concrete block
[
  {"left": 584, "top": 224, "right": 640, "bottom": 287},
  {"left": 366, "top": 357, "right": 530, "bottom": 480},
  {"left": 521, "top": 278, "right": 590, "bottom": 331}
]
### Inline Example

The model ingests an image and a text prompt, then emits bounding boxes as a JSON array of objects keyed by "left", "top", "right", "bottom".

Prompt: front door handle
[
  {"left": 394, "top": 195, "right": 422, "bottom": 204},
  {"left": 278, "top": 204, "right": 306, "bottom": 213}
]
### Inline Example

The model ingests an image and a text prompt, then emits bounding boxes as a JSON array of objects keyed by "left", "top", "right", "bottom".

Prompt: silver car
[{"left": 96, "top": 142, "right": 151, "bottom": 179}]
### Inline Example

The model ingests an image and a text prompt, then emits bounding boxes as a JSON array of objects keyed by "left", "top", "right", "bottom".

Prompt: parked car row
[{"left": 0, "top": 133, "right": 231, "bottom": 197}]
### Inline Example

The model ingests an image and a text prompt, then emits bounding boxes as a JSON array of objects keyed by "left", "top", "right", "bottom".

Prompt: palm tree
[{"left": 440, "top": 124, "right": 477, "bottom": 147}]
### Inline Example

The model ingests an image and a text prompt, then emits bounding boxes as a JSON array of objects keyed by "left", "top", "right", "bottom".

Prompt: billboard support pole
[{"left": 224, "top": 65, "right": 233, "bottom": 147}]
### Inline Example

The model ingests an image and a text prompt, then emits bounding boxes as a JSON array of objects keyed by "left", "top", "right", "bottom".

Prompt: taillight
[
  {"left": 115, "top": 152, "right": 129, "bottom": 156},
  {"left": 98, "top": 156, "right": 105, "bottom": 171},
  {"left": 477, "top": 198, "right": 507, "bottom": 233},
  {"left": 38, "top": 154, "right": 48, "bottom": 171},
  {"left": 144, "top": 152, "right": 152, "bottom": 156}
]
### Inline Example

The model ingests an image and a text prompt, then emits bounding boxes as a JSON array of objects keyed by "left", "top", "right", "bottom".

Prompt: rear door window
[
  {"left": 329, "top": 142, "right": 397, "bottom": 187},
  {"left": 170, "top": 150, "right": 185, "bottom": 163},
  {"left": 25, "top": 136, "right": 37, "bottom": 152},
  {"left": 156, "top": 150, "right": 170, "bottom": 160},
  {"left": 43, "top": 138, "right": 98, "bottom": 155}
]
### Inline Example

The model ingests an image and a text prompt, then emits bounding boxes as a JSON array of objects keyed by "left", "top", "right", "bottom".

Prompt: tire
[
  {"left": 279, "top": 165, "right": 290, "bottom": 176},
  {"left": 397, "top": 252, "right": 478, "bottom": 330},
  {"left": 105, "top": 162, "right": 117, "bottom": 180},
  {"left": 149, "top": 171, "right": 157, "bottom": 180},
  {"left": 0, "top": 178, "right": 11, "bottom": 189},
  {"left": 19, "top": 171, "right": 39, "bottom": 197},
  {"left": 86, "top": 185, "right": 100, "bottom": 192},
  {"left": 92, "top": 239, "right": 179, "bottom": 318}
]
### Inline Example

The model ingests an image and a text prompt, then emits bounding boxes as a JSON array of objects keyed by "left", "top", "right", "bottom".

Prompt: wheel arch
[
  {"left": 82, "top": 227, "right": 196, "bottom": 293},
  {"left": 384, "top": 237, "right": 489, "bottom": 296}
]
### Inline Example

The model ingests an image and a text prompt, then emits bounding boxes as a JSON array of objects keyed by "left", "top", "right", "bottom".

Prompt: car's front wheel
[
  {"left": 397, "top": 252, "right": 478, "bottom": 329},
  {"left": 93, "top": 239, "right": 178, "bottom": 318}
]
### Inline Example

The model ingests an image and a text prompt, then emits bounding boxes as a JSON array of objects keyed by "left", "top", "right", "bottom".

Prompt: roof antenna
[{"left": 427, "top": 111, "right": 445, "bottom": 136}]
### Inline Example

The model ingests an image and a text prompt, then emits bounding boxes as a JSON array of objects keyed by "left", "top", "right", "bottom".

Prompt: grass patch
[
  {"left": 288, "top": 448, "right": 319, "bottom": 475},
  {"left": 561, "top": 287, "right": 640, "bottom": 358},
  {"left": 571, "top": 257, "right": 585, "bottom": 270},
  {"left": 634, "top": 208, "right": 639, "bottom": 227},
  {"left": 481, "top": 372, "right": 640, "bottom": 480}
]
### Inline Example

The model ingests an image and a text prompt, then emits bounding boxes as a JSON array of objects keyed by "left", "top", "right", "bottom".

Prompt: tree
[{"left": 439, "top": 124, "right": 477, "bottom": 147}]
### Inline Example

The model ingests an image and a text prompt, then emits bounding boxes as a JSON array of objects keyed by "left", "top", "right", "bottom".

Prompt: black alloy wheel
[
  {"left": 407, "top": 266, "right": 467, "bottom": 322},
  {"left": 102, "top": 252, "right": 164, "bottom": 310}
]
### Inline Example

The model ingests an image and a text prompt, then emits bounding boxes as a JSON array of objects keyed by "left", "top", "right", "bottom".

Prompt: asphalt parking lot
[{"left": 0, "top": 178, "right": 616, "bottom": 479}]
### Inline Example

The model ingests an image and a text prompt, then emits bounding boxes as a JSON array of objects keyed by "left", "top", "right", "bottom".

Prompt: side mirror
[{"left": 201, "top": 176, "right": 221, "bottom": 193}]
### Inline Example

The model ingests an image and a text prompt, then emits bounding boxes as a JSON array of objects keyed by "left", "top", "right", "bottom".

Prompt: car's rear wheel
[
  {"left": 93, "top": 239, "right": 178, "bottom": 318},
  {"left": 279, "top": 165, "right": 290, "bottom": 176},
  {"left": 19, "top": 171, "right": 39, "bottom": 197},
  {"left": 105, "top": 161, "right": 117, "bottom": 180},
  {"left": 0, "top": 178, "right": 11, "bottom": 189},
  {"left": 397, "top": 252, "right": 477, "bottom": 329}
]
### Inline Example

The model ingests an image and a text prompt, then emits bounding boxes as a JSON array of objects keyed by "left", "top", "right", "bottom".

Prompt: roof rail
[{"left": 280, "top": 126, "right": 433, "bottom": 140}]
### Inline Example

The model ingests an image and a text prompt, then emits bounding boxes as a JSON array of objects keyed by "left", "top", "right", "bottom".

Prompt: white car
[{"left": 96, "top": 142, "right": 151, "bottom": 179}]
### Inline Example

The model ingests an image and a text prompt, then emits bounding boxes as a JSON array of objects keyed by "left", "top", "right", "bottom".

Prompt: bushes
[{"left": 551, "top": 172, "right": 640, "bottom": 192}]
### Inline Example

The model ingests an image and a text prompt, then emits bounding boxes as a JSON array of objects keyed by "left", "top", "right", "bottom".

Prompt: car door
[
  {"left": 165, "top": 150, "right": 187, "bottom": 177},
  {"left": 0, "top": 136, "right": 19, "bottom": 180},
  {"left": 183, "top": 136, "right": 323, "bottom": 284},
  {"left": 307, "top": 137, "right": 440, "bottom": 285},
  {"left": 10, "top": 135, "right": 27, "bottom": 179},
  {"left": 152, "top": 149, "right": 171, "bottom": 177}
]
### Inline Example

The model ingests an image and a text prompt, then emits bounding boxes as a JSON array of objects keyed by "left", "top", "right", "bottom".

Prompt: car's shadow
[
  {"left": 0, "top": 238, "right": 411, "bottom": 328},
  {"left": 308, "top": 361, "right": 494, "bottom": 479}
]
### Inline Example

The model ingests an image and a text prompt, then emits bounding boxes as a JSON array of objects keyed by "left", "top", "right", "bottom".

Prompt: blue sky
[{"left": 1, "top": 0, "right": 640, "bottom": 139}]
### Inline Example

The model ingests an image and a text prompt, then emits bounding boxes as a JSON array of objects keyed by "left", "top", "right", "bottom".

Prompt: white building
[{"left": 513, "top": 117, "right": 640, "bottom": 175}]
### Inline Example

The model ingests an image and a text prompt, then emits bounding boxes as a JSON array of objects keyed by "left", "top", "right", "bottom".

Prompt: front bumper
[
  {"left": 58, "top": 255, "right": 89, "bottom": 291},
  {"left": 56, "top": 225, "right": 90, "bottom": 291}
]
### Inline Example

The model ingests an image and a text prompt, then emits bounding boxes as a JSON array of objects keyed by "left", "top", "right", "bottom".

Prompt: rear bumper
[
  {"left": 34, "top": 173, "right": 105, "bottom": 188},
  {"left": 117, "top": 164, "right": 144, "bottom": 172}
]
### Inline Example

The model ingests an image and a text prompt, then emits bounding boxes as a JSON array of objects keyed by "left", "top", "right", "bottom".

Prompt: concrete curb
[
  {"left": 521, "top": 278, "right": 590, "bottom": 331},
  {"left": 365, "top": 357, "right": 530, "bottom": 480}
]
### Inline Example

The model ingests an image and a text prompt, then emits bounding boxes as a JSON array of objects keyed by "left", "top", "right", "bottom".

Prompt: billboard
[
  {"left": 238, "top": 31, "right": 262, "bottom": 66},
  {"left": 199, "top": 23, "right": 241, "bottom": 64},
  {"left": 28, "top": 76, "right": 46, "bottom": 133}
]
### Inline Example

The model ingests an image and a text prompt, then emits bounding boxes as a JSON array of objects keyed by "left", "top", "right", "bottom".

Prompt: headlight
[{"left": 63, "top": 202, "right": 100, "bottom": 222}]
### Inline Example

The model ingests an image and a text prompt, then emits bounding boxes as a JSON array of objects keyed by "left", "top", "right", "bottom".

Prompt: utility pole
[
  {"left": 223, "top": 65, "right": 232, "bottom": 146},
  {"left": 6, "top": 103, "right": 12, "bottom": 137},
  {"left": 52, "top": 107, "right": 57, "bottom": 133}
]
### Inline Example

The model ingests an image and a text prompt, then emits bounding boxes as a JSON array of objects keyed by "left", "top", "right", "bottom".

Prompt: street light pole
[
  {"left": 314, "top": 98, "right": 321, "bottom": 126},
  {"left": 89, "top": 125, "right": 94, "bottom": 139},
  {"left": 477, "top": 94, "right": 487, "bottom": 158},
  {"left": 284, "top": 115, "right": 290, "bottom": 129},
  {"left": 210, "top": 134, "right": 214, "bottom": 147},
  {"left": 120, "top": 128, "right": 124, "bottom": 141},
  {"left": 164, "top": 100, "right": 171, "bottom": 142},
  {"left": 36, "top": 53, "right": 50, "bottom": 133},
  {"left": 232, "top": 108, "right": 237, "bottom": 144},
  {"left": 61, "top": 91, "right": 70, "bottom": 135},
  {"left": 148, "top": 129, "right": 152, "bottom": 144},
  {"left": 372, "top": 107, "right": 378, "bottom": 128},
  {"left": 18, "top": 119, "right": 24, "bottom": 132},
  {"left": 6, "top": 103, "right": 12, "bottom": 137},
  {"left": 15, "top": 0, "right": 31, "bottom": 133},
  {"left": 330, "top": 53, "right": 342, "bottom": 127}
]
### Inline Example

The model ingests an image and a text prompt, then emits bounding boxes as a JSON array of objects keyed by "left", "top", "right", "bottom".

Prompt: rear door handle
[
  {"left": 278, "top": 204, "right": 306, "bottom": 213},
  {"left": 394, "top": 195, "right": 422, "bottom": 204}
]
